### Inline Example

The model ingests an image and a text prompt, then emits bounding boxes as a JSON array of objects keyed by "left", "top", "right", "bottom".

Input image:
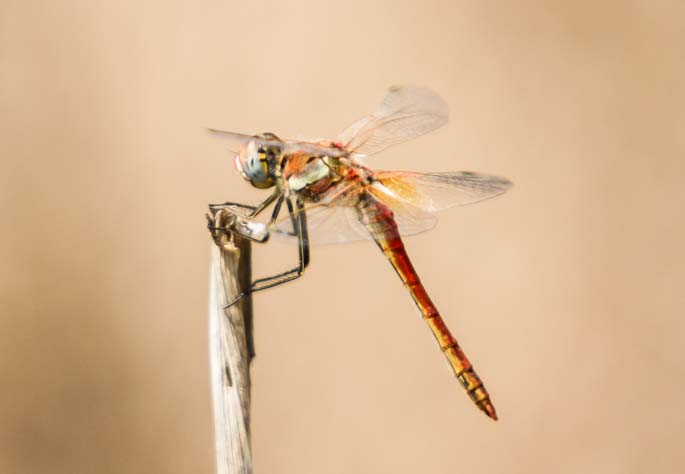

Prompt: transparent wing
[
  {"left": 373, "top": 170, "right": 513, "bottom": 211},
  {"left": 208, "top": 128, "right": 348, "bottom": 158},
  {"left": 270, "top": 189, "right": 438, "bottom": 246},
  {"left": 272, "top": 205, "right": 371, "bottom": 245},
  {"left": 337, "top": 85, "right": 449, "bottom": 157},
  {"left": 269, "top": 169, "right": 509, "bottom": 245}
]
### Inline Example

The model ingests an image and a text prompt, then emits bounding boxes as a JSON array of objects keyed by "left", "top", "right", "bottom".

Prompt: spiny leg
[
  {"left": 225, "top": 197, "right": 310, "bottom": 308},
  {"left": 209, "top": 191, "right": 279, "bottom": 217},
  {"left": 207, "top": 191, "right": 281, "bottom": 242},
  {"left": 281, "top": 195, "right": 300, "bottom": 237},
  {"left": 250, "top": 197, "right": 309, "bottom": 291}
]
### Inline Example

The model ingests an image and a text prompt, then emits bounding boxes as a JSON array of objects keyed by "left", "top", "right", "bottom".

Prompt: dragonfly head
[{"left": 234, "top": 133, "right": 281, "bottom": 189}]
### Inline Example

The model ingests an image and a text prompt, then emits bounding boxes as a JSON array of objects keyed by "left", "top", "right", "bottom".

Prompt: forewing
[
  {"left": 374, "top": 170, "right": 512, "bottom": 211},
  {"left": 208, "top": 128, "right": 348, "bottom": 158},
  {"left": 337, "top": 86, "right": 448, "bottom": 157}
]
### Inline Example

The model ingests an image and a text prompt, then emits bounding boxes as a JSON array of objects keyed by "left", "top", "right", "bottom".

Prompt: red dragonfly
[{"left": 209, "top": 86, "right": 511, "bottom": 420}]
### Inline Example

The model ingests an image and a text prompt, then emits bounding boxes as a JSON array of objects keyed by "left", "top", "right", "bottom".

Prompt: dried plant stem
[{"left": 208, "top": 208, "right": 256, "bottom": 474}]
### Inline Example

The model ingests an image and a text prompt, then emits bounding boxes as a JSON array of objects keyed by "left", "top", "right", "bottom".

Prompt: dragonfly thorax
[
  {"left": 234, "top": 133, "right": 282, "bottom": 189},
  {"left": 281, "top": 153, "right": 350, "bottom": 202}
]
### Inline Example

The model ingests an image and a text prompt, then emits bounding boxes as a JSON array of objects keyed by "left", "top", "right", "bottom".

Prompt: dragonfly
[{"left": 209, "top": 85, "right": 511, "bottom": 421}]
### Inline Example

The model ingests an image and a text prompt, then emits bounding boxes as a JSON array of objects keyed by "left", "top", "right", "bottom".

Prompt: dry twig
[{"left": 207, "top": 208, "right": 261, "bottom": 474}]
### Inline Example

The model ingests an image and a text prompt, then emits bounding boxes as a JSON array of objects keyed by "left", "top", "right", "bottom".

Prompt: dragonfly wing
[
  {"left": 337, "top": 86, "right": 448, "bottom": 157},
  {"left": 367, "top": 183, "right": 439, "bottom": 235},
  {"left": 271, "top": 204, "right": 372, "bottom": 245},
  {"left": 373, "top": 170, "right": 513, "bottom": 211},
  {"left": 208, "top": 128, "right": 348, "bottom": 158},
  {"left": 270, "top": 193, "right": 438, "bottom": 245}
]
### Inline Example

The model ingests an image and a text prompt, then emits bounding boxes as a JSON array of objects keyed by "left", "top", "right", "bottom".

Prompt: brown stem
[{"left": 208, "top": 207, "right": 256, "bottom": 474}]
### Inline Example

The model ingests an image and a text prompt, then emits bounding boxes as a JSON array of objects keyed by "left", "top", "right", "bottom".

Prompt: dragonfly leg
[
  {"left": 282, "top": 197, "right": 300, "bottom": 237},
  {"left": 209, "top": 191, "right": 279, "bottom": 218},
  {"left": 208, "top": 201, "right": 256, "bottom": 213},
  {"left": 207, "top": 192, "right": 281, "bottom": 239},
  {"left": 224, "top": 197, "right": 309, "bottom": 308}
]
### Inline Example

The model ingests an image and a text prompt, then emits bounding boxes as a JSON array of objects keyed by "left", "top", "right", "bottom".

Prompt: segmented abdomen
[{"left": 356, "top": 194, "right": 498, "bottom": 420}]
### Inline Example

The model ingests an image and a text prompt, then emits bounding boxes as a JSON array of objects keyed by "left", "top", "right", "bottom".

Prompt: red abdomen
[{"left": 356, "top": 194, "right": 498, "bottom": 420}]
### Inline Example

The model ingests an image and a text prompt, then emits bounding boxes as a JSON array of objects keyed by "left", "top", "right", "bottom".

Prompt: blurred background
[{"left": 2, "top": 1, "right": 685, "bottom": 473}]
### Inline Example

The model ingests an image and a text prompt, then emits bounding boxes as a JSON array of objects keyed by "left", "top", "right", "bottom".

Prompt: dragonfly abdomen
[{"left": 357, "top": 196, "right": 498, "bottom": 420}]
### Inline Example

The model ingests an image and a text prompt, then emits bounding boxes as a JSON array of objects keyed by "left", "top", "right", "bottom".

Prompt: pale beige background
[{"left": 2, "top": 1, "right": 684, "bottom": 473}]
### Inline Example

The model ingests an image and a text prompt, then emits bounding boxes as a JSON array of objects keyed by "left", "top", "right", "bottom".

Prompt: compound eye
[
  {"left": 246, "top": 152, "right": 268, "bottom": 182},
  {"left": 234, "top": 137, "right": 278, "bottom": 189}
]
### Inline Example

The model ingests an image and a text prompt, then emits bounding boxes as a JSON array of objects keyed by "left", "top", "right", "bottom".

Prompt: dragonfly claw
[
  {"left": 224, "top": 291, "right": 250, "bottom": 309},
  {"left": 208, "top": 201, "right": 257, "bottom": 215}
]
